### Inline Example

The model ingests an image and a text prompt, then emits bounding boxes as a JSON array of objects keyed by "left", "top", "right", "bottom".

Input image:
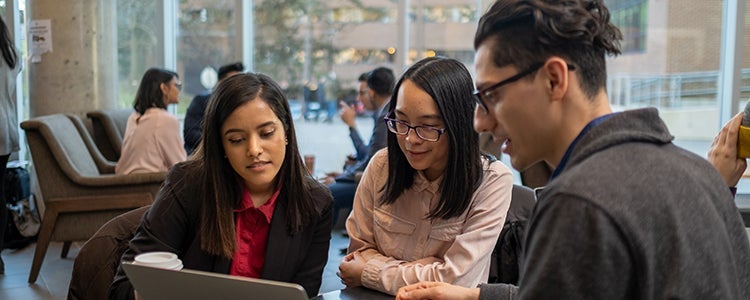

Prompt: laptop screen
[{"left": 121, "top": 261, "right": 309, "bottom": 300}]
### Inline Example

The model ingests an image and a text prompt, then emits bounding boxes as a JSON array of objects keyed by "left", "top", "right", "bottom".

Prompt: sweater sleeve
[
  {"left": 519, "top": 194, "right": 633, "bottom": 299},
  {"left": 478, "top": 283, "right": 518, "bottom": 300}
]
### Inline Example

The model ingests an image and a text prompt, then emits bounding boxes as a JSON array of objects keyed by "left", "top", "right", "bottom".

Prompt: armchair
[
  {"left": 20, "top": 114, "right": 165, "bottom": 283},
  {"left": 67, "top": 114, "right": 117, "bottom": 174},
  {"left": 86, "top": 109, "right": 131, "bottom": 161},
  {"left": 68, "top": 205, "right": 150, "bottom": 300}
]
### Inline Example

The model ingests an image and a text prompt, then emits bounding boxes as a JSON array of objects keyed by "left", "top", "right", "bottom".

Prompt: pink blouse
[{"left": 346, "top": 149, "right": 513, "bottom": 295}]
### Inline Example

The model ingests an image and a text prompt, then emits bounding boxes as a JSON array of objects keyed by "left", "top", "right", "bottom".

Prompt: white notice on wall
[{"left": 29, "top": 19, "right": 53, "bottom": 63}]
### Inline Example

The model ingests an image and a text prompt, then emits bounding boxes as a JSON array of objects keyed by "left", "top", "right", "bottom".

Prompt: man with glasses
[
  {"left": 396, "top": 0, "right": 750, "bottom": 299},
  {"left": 325, "top": 67, "right": 395, "bottom": 232}
]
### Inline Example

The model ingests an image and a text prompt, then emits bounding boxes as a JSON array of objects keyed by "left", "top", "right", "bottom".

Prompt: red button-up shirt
[{"left": 229, "top": 186, "right": 281, "bottom": 278}]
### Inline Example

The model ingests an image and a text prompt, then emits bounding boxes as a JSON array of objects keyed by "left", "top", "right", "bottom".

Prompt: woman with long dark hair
[
  {"left": 0, "top": 14, "right": 22, "bottom": 274},
  {"left": 116, "top": 67, "right": 186, "bottom": 175},
  {"left": 339, "top": 57, "right": 513, "bottom": 295},
  {"left": 110, "top": 73, "right": 333, "bottom": 299}
]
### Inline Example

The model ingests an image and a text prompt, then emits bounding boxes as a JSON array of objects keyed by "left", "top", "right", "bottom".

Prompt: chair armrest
[
  {"left": 68, "top": 172, "right": 167, "bottom": 187},
  {"left": 67, "top": 114, "right": 118, "bottom": 174}
]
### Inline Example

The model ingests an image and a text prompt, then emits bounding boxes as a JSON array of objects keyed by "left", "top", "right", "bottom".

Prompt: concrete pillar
[{"left": 27, "top": 0, "right": 117, "bottom": 117}]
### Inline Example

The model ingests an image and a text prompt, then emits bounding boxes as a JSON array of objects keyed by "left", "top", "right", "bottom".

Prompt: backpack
[
  {"left": 4, "top": 167, "right": 31, "bottom": 205},
  {"left": 488, "top": 220, "right": 527, "bottom": 284},
  {"left": 3, "top": 167, "right": 39, "bottom": 249},
  {"left": 487, "top": 184, "right": 536, "bottom": 285}
]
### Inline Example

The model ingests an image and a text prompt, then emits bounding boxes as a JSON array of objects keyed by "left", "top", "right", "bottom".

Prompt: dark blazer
[
  {"left": 183, "top": 93, "right": 211, "bottom": 155},
  {"left": 109, "top": 162, "right": 333, "bottom": 299}
]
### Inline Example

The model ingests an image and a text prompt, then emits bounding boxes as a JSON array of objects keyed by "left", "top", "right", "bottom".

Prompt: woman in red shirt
[{"left": 111, "top": 73, "right": 333, "bottom": 299}]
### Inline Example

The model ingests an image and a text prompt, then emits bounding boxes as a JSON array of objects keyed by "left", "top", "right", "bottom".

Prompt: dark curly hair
[{"left": 474, "top": 0, "right": 622, "bottom": 99}]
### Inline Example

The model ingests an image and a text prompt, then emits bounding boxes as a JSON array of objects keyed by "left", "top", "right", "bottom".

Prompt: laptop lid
[{"left": 121, "top": 261, "right": 309, "bottom": 300}]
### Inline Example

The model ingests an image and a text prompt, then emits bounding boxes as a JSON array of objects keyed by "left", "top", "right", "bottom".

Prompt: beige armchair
[
  {"left": 20, "top": 114, "right": 165, "bottom": 283},
  {"left": 86, "top": 109, "right": 132, "bottom": 161}
]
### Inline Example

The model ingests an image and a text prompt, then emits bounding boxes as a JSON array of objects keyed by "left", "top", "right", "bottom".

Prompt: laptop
[{"left": 121, "top": 261, "right": 309, "bottom": 300}]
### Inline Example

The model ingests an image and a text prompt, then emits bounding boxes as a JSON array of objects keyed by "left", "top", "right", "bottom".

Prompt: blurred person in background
[
  {"left": 325, "top": 68, "right": 395, "bottom": 230},
  {"left": 115, "top": 68, "right": 186, "bottom": 175},
  {"left": 0, "top": 14, "right": 22, "bottom": 274},
  {"left": 184, "top": 62, "right": 245, "bottom": 155}
]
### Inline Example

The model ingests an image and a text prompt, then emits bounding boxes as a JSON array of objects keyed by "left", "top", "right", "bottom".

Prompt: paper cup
[{"left": 134, "top": 252, "right": 183, "bottom": 270}]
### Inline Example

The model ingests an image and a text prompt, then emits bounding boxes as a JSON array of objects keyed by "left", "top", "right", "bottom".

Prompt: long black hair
[
  {"left": 0, "top": 16, "right": 17, "bottom": 69},
  {"left": 382, "top": 56, "right": 483, "bottom": 220},
  {"left": 132, "top": 68, "right": 178, "bottom": 115},
  {"left": 193, "top": 72, "right": 318, "bottom": 258}
]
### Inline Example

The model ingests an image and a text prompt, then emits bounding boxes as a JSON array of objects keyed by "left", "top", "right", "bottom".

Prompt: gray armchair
[
  {"left": 20, "top": 114, "right": 165, "bottom": 283},
  {"left": 86, "top": 109, "right": 131, "bottom": 161},
  {"left": 67, "top": 114, "right": 117, "bottom": 174}
]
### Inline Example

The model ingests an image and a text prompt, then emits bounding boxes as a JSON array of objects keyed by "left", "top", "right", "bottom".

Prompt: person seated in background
[
  {"left": 109, "top": 73, "right": 333, "bottom": 299},
  {"left": 340, "top": 72, "right": 372, "bottom": 164},
  {"left": 325, "top": 67, "right": 395, "bottom": 228},
  {"left": 397, "top": 0, "right": 750, "bottom": 299},
  {"left": 183, "top": 62, "right": 245, "bottom": 155},
  {"left": 115, "top": 68, "right": 186, "bottom": 175},
  {"left": 339, "top": 56, "right": 513, "bottom": 296}
]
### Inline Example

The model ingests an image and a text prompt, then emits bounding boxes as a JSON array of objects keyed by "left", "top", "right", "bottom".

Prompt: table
[{"left": 312, "top": 287, "right": 393, "bottom": 300}]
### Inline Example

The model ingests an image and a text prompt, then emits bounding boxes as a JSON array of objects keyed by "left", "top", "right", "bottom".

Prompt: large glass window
[
  {"left": 608, "top": 0, "right": 648, "bottom": 53},
  {"left": 96, "top": 0, "right": 750, "bottom": 194},
  {"left": 606, "top": 0, "right": 724, "bottom": 157},
  {"left": 116, "top": 1, "right": 160, "bottom": 109},
  {"left": 175, "top": 0, "right": 238, "bottom": 115}
]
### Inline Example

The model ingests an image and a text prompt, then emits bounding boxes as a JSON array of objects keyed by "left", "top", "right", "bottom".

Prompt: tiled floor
[{"left": 0, "top": 230, "right": 350, "bottom": 299}]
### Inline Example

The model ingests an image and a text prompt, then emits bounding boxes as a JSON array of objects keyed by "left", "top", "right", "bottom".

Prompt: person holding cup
[{"left": 110, "top": 73, "right": 333, "bottom": 299}]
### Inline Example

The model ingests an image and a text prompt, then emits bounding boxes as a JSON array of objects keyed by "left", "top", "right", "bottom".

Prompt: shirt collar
[
  {"left": 413, "top": 170, "right": 442, "bottom": 194},
  {"left": 235, "top": 185, "right": 282, "bottom": 223},
  {"left": 550, "top": 113, "right": 617, "bottom": 181}
]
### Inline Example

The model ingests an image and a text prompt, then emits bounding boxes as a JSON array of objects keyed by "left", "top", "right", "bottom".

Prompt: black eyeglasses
[
  {"left": 474, "top": 63, "right": 576, "bottom": 113},
  {"left": 384, "top": 117, "right": 446, "bottom": 142}
]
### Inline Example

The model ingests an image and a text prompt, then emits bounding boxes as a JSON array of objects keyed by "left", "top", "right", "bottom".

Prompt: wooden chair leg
[
  {"left": 61, "top": 241, "right": 72, "bottom": 258},
  {"left": 28, "top": 209, "right": 58, "bottom": 283}
]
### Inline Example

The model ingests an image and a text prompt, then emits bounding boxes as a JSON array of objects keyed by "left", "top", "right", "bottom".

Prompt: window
[
  {"left": 176, "top": 1, "right": 238, "bottom": 115},
  {"left": 420, "top": 5, "right": 476, "bottom": 23},
  {"left": 607, "top": 0, "right": 648, "bottom": 53},
  {"left": 116, "top": 0, "right": 160, "bottom": 109}
]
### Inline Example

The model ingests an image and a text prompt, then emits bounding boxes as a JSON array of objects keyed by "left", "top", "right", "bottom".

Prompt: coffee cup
[{"left": 134, "top": 252, "right": 183, "bottom": 270}]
